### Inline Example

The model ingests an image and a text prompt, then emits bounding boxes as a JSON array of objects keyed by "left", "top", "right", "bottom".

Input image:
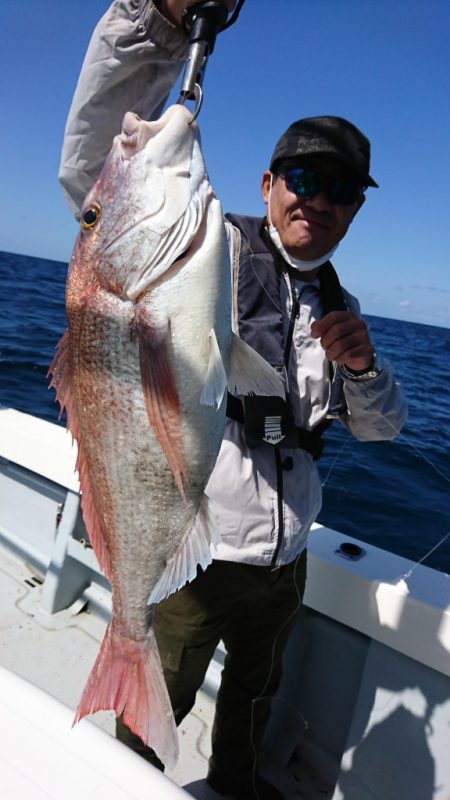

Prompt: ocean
[{"left": 0, "top": 249, "right": 449, "bottom": 574}]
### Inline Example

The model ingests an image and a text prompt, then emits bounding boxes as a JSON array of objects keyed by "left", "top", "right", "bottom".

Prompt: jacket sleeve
[
  {"left": 59, "top": 0, "right": 188, "bottom": 217},
  {"left": 341, "top": 362, "right": 408, "bottom": 441},
  {"left": 338, "top": 290, "right": 408, "bottom": 441}
]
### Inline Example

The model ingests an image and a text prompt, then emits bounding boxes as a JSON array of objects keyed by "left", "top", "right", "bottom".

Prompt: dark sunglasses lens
[
  {"left": 283, "top": 167, "right": 361, "bottom": 205},
  {"left": 327, "top": 179, "right": 361, "bottom": 205},
  {"left": 284, "top": 168, "right": 322, "bottom": 200}
]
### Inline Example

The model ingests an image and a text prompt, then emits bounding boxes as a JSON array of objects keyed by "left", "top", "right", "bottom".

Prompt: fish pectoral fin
[
  {"left": 48, "top": 329, "right": 112, "bottom": 579},
  {"left": 148, "top": 496, "right": 220, "bottom": 604},
  {"left": 74, "top": 622, "right": 178, "bottom": 768},
  {"left": 200, "top": 329, "right": 228, "bottom": 408},
  {"left": 227, "top": 333, "right": 286, "bottom": 398},
  {"left": 135, "top": 306, "right": 188, "bottom": 499}
]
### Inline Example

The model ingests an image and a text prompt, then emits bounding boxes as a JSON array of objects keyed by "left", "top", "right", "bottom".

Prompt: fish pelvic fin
[
  {"left": 227, "top": 334, "right": 286, "bottom": 398},
  {"left": 73, "top": 622, "right": 178, "bottom": 769},
  {"left": 134, "top": 306, "right": 188, "bottom": 500},
  {"left": 200, "top": 329, "right": 228, "bottom": 408},
  {"left": 48, "top": 329, "right": 112, "bottom": 579},
  {"left": 148, "top": 495, "right": 220, "bottom": 604}
]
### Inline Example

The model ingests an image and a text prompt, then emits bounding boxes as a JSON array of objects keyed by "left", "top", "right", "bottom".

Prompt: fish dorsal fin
[
  {"left": 48, "top": 330, "right": 112, "bottom": 579},
  {"left": 147, "top": 495, "right": 220, "bottom": 604}
]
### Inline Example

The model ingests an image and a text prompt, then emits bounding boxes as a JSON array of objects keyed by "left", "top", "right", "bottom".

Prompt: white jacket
[{"left": 59, "top": 0, "right": 408, "bottom": 567}]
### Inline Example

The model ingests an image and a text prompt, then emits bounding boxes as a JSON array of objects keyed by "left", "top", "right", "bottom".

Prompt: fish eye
[{"left": 81, "top": 205, "right": 101, "bottom": 230}]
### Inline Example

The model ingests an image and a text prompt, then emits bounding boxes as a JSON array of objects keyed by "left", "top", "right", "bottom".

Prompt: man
[{"left": 59, "top": 2, "right": 407, "bottom": 798}]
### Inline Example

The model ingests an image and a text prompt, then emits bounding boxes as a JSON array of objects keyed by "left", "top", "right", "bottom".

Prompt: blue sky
[{"left": 1, "top": 0, "right": 449, "bottom": 328}]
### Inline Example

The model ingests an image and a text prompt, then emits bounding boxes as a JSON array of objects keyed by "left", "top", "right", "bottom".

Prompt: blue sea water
[{"left": 0, "top": 250, "right": 449, "bottom": 573}]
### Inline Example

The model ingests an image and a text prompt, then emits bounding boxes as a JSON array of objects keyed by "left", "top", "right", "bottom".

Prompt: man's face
[{"left": 261, "top": 157, "right": 365, "bottom": 261}]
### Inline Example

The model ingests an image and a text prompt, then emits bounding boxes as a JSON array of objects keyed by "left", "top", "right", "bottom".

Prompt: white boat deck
[
  {"left": 0, "top": 537, "right": 335, "bottom": 799},
  {"left": 1, "top": 408, "right": 449, "bottom": 799},
  {"left": 0, "top": 541, "right": 220, "bottom": 798}
]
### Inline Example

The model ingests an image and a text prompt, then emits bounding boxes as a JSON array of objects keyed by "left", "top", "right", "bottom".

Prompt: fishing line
[
  {"left": 362, "top": 413, "right": 450, "bottom": 575},
  {"left": 248, "top": 250, "right": 290, "bottom": 323},
  {"left": 249, "top": 548, "right": 309, "bottom": 800},
  {"left": 400, "top": 530, "right": 450, "bottom": 580},
  {"left": 373, "top": 414, "right": 450, "bottom": 486},
  {"left": 320, "top": 432, "right": 353, "bottom": 488},
  {"left": 317, "top": 407, "right": 450, "bottom": 574}
]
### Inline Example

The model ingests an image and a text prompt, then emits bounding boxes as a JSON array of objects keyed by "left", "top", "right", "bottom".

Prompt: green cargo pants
[{"left": 116, "top": 550, "right": 307, "bottom": 780}]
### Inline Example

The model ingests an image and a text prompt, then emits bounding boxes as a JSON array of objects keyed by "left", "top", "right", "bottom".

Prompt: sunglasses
[{"left": 278, "top": 166, "right": 365, "bottom": 206}]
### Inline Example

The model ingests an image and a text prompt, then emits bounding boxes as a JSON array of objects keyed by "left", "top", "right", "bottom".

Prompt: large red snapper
[{"left": 49, "top": 104, "right": 283, "bottom": 766}]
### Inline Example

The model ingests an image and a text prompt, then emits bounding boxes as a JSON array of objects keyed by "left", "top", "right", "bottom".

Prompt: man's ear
[
  {"left": 261, "top": 170, "right": 273, "bottom": 203},
  {"left": 346, "top": 192, "right": 366, "bottom": 230},
  {"left": 355, "top": 192, "right": 366, "bottom": 213}
]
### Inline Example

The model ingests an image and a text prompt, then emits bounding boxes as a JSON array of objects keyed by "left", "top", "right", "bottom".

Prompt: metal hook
[{"left": 177, "top": 83, "right": 203, "bottom": 123}]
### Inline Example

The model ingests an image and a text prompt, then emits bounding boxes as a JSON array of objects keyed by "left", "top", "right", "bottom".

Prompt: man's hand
[
  {"left": 311, "top": 311, "right": 374, "bottom": 372},
  {"left": 158, "top": 0, "right": 236, "bottom": 28}
]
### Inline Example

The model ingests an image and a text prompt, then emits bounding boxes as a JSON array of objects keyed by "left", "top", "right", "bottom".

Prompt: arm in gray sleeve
[
  {"left": 341, "top": 361, "right": 408, "bottom": 441},
  {"left": 336, "top": 289, "right": 408, "bottom": 441},
  {"left": 59, "top": 0, "right": 188, "bottom": 217}
]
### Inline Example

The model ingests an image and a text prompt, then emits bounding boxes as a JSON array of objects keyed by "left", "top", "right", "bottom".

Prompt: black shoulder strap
[
  {"left": 318, "top": 261, "right": 348, "bottom": 417},
  {"left": 318, "top": 261, "right": 348, "bottom": 314}
]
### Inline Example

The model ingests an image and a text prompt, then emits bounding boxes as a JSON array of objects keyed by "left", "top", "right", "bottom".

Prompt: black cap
[{"left": 270, "top": 116, "right": 378, "bottom": 188}]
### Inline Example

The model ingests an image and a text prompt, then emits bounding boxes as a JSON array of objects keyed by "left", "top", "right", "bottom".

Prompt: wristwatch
[{"left": 341, "top": 353, "right": 383, "bottom": 381}]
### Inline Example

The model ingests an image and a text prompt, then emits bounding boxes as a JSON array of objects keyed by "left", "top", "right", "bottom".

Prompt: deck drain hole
[{"left": 24, "top": 576, "right": 44, "bottom": 588}]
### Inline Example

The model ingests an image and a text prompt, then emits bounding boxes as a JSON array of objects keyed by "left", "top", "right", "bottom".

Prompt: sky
[{"left": 1, "top": 0, "right": 449, "bottom": 328}]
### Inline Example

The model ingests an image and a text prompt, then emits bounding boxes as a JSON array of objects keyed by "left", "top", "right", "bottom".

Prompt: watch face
[
  {"left": 364, "top": 369, "right": 380, "bottom": 379},
  {"left": 341, "top": 354, "right": 382, "bottom": 381},
  {"left": 366, "top": 352, "right": 383, "bottom": 378}
]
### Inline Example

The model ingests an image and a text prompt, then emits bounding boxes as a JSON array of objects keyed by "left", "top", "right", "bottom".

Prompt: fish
[{"left": 49, "top": 104, "right": 284, "bottom": 767}]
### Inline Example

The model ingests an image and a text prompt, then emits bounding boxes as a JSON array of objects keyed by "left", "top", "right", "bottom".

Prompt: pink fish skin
[{"left": 49, "top": 105, "right": 283, "bottom": 766}]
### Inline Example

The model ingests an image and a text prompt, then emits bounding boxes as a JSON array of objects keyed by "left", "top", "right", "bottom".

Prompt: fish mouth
[{"left": 119, "top": 107, "right": 194, "bottom": 160}]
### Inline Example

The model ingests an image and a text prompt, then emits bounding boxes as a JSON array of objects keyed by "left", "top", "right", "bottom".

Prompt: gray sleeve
[
  {"left": 59, "top": 0, "right": 188, "bottom": 217},
  {"left": 336, "top": 287, "right": 408, "bottom": 441},
  {"left": 341, "top": 361, "right": 408, "bottom": 441}
]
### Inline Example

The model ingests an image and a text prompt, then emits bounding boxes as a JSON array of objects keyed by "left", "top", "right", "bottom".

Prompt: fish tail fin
[
  {"left": 227, "top": 333, "right": 286, "bottom": 398},
  {"left": 73, "top": 622, "right": 178, "bottom": 768}
]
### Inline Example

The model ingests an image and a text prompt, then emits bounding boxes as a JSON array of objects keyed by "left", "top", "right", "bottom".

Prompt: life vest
[{"left": 225, "top": 214, "right": 348, "bottom": 459}]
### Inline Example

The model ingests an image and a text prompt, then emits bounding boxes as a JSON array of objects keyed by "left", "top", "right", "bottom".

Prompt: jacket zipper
[
  {"left": 270, "top": 275, "right": 299, "bottom": 568},
  {"left": 271, "top": 448, "right": 284, "bottom": 567}
]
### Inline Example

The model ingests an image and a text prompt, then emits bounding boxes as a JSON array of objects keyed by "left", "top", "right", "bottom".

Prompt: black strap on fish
[
  {"left": 225, "top": 215, "right": 348, "bottom": 459},
  {"left": 219, "top": 0, "right": 247, "bottom": 30},
  {"left": 182, "top": 0, "right": 246, "bottom": 35}
]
